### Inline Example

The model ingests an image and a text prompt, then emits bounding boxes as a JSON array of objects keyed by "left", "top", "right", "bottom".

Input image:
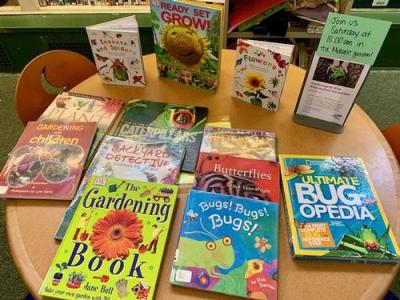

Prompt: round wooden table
[{"left": 6, "top": 50, "right": 400, "bottom": 300}]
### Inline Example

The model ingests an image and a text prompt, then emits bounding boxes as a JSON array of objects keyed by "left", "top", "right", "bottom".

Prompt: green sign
[{"left": 317, "top": 13, "right": 391, "bottom": 65}]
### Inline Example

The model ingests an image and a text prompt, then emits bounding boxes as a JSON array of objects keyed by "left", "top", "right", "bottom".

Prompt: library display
[{"left": 1, "top": 6, "right": 399, "bottom": 300}]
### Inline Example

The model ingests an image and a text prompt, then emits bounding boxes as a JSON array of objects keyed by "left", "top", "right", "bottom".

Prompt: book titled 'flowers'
[
  {"left": 40, "top": 176, "right": 178, "bottom": 300},
  {"left": 232, "top": 39, "right": 294, "bottom": 111}
]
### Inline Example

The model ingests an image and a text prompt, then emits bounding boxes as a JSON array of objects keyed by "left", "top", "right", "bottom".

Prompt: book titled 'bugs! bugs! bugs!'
[
  {"left": 40, "top": 176, "right": 178, "bottom": 300},
  {"left": 279, "top": 155, "right": 400, "bottom": 264},
  {"left": 86, "top": 16, "right": 146, "bottom": 87},
  {"left": 170, "top": 189, "right": 279, "bottom": 299}
]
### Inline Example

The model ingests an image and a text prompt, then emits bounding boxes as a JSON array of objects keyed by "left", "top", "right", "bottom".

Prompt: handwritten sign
[{"left": 317, "top": 13, "right": 391, "bottom": 65}]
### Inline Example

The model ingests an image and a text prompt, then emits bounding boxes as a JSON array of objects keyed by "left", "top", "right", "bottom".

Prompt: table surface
[{"left": 6, "top": 50, "right": 400, "bottom": 300}]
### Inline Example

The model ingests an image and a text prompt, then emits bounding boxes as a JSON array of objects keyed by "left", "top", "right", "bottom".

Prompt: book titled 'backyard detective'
[
  {"left": 40, "top": 176, "right": 178, "bottom": 300},
  {"left": 279, "top": 155, "right": 400, "bottom": 264}
]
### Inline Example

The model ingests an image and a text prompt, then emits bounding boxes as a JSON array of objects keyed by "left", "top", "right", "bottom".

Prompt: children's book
[
  {"left": 38, "top": 92, "right": 124, "bottom": 161},
  {"left": 114, "top": 99, "right": 208, "bottom": 172},
  {"left": 54, "top": 135, "right": 184, "bottom": 240},
  {"left": 200, "top": 126, "right": 277, "bottom": 162},
  {"left": 0, "top": 121, "right": 96, "bottom": 200},
  {"left": 170, "top": 189, "right": 279, "bottom": 299},
  {"left": 195, "top": 152, "right": 280, "bottom": 201},
  {"left": 279, "top": 154, "right": 400, "bottom": 264},
  {"left": 150, "top": 0, "right": 223, "bottom": 90},
  {"left": 40, "top": 176, "right": 178, "bottom": 300},
  {"left": 86, "top": 16, "right": 146, "bottom": 87},
  {"left": 232, "top": 39, "right": 294, "bottom": 111}
]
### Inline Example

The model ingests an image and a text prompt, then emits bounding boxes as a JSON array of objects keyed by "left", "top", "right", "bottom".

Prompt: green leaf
[
  {"left": 250, "top": 97, "right": 262, "bottom": 107},
  {"left": 243, "top": 91, "right": 254, "bottom": 97},
  {"left": 154, "top": 23, "right": 160, "bottom": 30}
]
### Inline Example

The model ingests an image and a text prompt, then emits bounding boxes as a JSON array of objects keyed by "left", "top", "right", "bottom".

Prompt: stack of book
[{"left": 170, "top": 126, "right": 281, "bottom": 300}]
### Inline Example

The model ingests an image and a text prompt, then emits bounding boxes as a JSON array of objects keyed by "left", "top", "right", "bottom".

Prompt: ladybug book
[
  {"left": 0, "top": 121, "right": 96, "bottom": 200},
  {"left": 114, "top": 99, "right": 208, "bottom": 172},
  {"left": 170, "top": 190, "right": 279, "bottom": 299},
  {"left": 40, "top": 176, "right": 178, "bottom": 300},
  {"left": 279, "top": 155, "right": 400, "bottom": 264},
  {"left": 195, "top": 152, "right": 280, "bottom": 202},
  {"left": 86, "top": 16, "right": 146, "bottom": 87},
  {"left": 54, "top": 135, "right": 185, "bottom": 240},
  {"left": 39, "top": 92, "right": 124, "bottom": 162},
  {"left": 150, "top": 0, "right": 223, "bottom": 90},
  {"left": 232, "top": 39, "right": 294, "bottom": 111}
]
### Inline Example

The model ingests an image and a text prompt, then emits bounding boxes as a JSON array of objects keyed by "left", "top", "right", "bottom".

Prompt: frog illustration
[{"left": 175, "top": 218, "right": 235, "bottom": 278}]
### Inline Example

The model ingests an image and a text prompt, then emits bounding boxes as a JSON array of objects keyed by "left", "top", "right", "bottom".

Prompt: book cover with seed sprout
[
  {"left": 279, "top": 154, "right": 400, "bottom": 264},
  {"left": 170, "top": 190, "right": 279, "bottom": 300},
  {"left": 40, "top": 176, "right": 178, "bottom": 300},
  {"left": 114, "top": 99, "right": 208, "bottom": 172},
  {"left": 54, "top": 135, "right": 184, "bottom": 240},
  {"left": 150, "top": 0, "right": 223, "bottom": 90},
  {"left": 0, "top": 121, "right": 96, "bottom": 200}
]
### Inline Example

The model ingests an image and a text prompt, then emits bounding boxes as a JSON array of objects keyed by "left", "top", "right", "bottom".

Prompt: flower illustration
[
  {"left": 103, "top": 99, "right": 122, "bottom": 116},
  {"left": 244, "top": 71, "right": 266, "bottom": 92},
  {"left": 285, "top": 164, "right": 314, "bottom": 180},
  {"left": 255, "top": 236, "right": 271, "bottom": 253},
  {"left": 90, "top": 210, "right": 143, "bottom": 260}
]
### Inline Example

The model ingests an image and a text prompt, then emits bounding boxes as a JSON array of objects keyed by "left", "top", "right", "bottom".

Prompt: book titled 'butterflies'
[
  {"left": 40, "top": 176, "right": 178, "bottom": 300},
  {"left": 86, "top": 16, "right": 146, "bottom": 87}
]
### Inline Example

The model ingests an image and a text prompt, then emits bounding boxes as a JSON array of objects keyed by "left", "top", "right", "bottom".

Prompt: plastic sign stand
[{"left": 293, "top": 13, "right": 391, "bottom": 133}]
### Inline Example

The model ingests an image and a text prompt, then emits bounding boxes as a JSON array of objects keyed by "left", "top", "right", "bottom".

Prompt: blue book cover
[
  {"left": 170, "top": 190, "right": 279, "bottom": 300},
  {"left": 279, "top": 155, "right": 400, "bottom": 264}
]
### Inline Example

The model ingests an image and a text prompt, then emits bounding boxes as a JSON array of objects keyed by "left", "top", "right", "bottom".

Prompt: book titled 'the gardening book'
[
  {"left": 86, "top": 16, "right": 146, "bottom": 87},
  {"left": 54, "top": 135, "right": 185, "bottom": 240},
  {"left": 151, "top": 0, "right": 223, "bottom": 90},
  {"left": 195, "top": 152, "right": 280, "bottom": 201},
  {"left": 0, "top": 121, "right": 96, "bottom": 200},
  {"left": 170, "top": 189, "right": 279, "bottom": 299},
  {"left": 38, "top": 92, "right": 124, "bottom": 161},
  {"left": 279, "top": 154, "right": 400, "bottom": 264},
  {"left": 232, "top": 39, "right": 294, "bottom": 111},
  {"left": 114, "top": 99, "right": 208, "bottom": 172},
  {"left": 40, "top": 176, "right": 178, "bottom": 300}
]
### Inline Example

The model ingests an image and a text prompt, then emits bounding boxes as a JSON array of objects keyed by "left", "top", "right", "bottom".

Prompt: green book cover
[{"left": 39, "top": 176, "right": 178, "bottom": 300}]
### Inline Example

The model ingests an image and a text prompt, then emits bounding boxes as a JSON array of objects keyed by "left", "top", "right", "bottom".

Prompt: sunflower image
[
  {"left": 161, "top": 24, "right": 209, "bottom": 67},
  {"left": 244, "top": 71, "right": 266, "bottom": 92},
  {"left": 90, "top": 210, "right": 143, "bottom": 260}
]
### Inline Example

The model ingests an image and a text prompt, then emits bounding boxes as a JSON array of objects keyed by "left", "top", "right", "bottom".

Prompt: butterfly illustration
[
  {"left": 186, "top": 209, "right": 198, "bottom": 221},
  {"left": 132, "top": 282, "right": 150, "bottom": 300},
  {"left": 235, "top": 91, "right": 243, "bottom": 98},
  {"left": 95, "top": 54, "right": 109, "bottom": 62},
  {"left": 133, "top": 75, "right": 143, "bottom": 84},
  {"left": 116, "top": 33, "right": 122, "bottom": 38},
  {"left": 131, "top": 40, "right": 136, "bottom": 46},
  {"left": 90, "top": 39, "right": 97, "bottom": 46},
  {"left": 235, "top": 58, "right": 243, "bottom": 66}
]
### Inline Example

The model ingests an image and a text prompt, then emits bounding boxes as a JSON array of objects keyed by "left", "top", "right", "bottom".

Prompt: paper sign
[
  {"left": 317, "top": 13, "right": 391, "bottom": 65},
  {"left": 372, "top": 0, "right": 389, "bottom": 6}
]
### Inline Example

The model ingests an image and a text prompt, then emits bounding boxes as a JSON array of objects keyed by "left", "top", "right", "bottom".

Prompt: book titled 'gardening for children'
[
  {"left": 279, "top": 154, "right": 400, "bottom": 264},
  {"left": 151, "top": 0, "right": 223, "bottom": 90},
  {"left": 0, "top": 121, "right": 96, "bottom": 200},
  {"left": 40, "top": 176, "right": 178, "bottom": 300}
]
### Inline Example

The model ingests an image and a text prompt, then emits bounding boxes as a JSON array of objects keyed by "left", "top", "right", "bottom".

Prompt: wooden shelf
[{"left": 227, "top": 27, "right": 321, "bottom": 40}]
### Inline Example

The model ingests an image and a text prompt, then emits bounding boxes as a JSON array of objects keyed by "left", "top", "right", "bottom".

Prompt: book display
[{"left": 2, "top": 9, "right": 400, "bottom": 300}]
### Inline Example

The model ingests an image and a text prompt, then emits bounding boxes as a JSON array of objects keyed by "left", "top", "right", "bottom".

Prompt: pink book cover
[
  {"left": 195, "top": 152, "right": 280, "bottom": 202},
  {"left": 0, "top": 121, "right": 97, "bottom": 200}
]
